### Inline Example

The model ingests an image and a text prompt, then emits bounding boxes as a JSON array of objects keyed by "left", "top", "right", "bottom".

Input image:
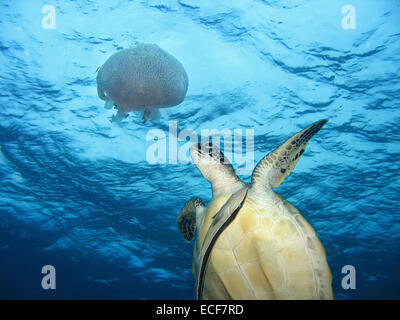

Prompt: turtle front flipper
[
  {"left": 251, "top": 119, "right": 328, "bottom": 189},
  {"left": 177, "top": 198, "right": 205, "bottom": 242}
]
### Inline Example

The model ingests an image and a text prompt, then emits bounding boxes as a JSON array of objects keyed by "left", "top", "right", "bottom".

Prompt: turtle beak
[
  {"left": 195, "top": 143, "right": 203, "bottom": 154},
  {"left": 191, "top": 142, "right": 214, "bottom": 159},
  {"left": 191, "top": 142, "right": 227, "bottom": 167},
  {"left": 190, "top": 143, "right": 203, "bottom": 164}
]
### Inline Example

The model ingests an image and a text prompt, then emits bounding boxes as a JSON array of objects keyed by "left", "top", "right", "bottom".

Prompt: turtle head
[
  {"left": 190, "top": 142, "right": 243, "bottom": 196},
  {"left": 191, "top": 141, "right": 227, "bottom": 166}
]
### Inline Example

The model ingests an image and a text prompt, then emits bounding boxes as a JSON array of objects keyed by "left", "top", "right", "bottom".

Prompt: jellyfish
[{"left": 96, "top": 43, "right": 188, "bottom": 123}]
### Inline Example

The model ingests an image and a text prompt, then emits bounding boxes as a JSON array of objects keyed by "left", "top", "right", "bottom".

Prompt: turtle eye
[
  {"left": 208, "top": 146, "right": 214, "bottom": 157},
  {"left": 196, "top": 142, "right": 221, "bottom": 161},
  {"left": 207, "top": 145, "right": 224, "bottom": 163}
]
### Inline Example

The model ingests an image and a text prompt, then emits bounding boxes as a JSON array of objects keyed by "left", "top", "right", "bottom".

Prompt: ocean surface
[{"left": 0, "top": 0, "right": 399, "bottom": 299}]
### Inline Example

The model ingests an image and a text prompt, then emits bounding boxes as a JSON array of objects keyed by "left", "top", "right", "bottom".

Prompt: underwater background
[{"left": 0, "top": 0, "right": 399, "bottom": 299}]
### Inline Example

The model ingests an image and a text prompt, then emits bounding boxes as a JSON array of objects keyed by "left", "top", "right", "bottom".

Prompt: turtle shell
[{"left": 193, "top": 191, "right": 333, "bottom": 300}]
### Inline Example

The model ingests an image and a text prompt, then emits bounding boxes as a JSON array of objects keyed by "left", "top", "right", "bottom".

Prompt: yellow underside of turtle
[{"left": 194, "top": 193, "right": 333, "bottom": 300}]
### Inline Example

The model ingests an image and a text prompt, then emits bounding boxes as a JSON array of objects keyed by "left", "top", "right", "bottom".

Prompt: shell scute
[{"left": 241, "top": 262, "right": 274, "bottom": 296}]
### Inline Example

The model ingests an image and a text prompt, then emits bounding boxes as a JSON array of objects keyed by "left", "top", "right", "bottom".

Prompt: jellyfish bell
[{"left": 96, "top": 43, "right": 188, "bottom": 123}]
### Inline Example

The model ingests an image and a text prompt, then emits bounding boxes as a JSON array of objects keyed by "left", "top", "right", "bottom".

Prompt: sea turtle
[{"left": 177, "top": 119, "right": 333, "bottom": 300}]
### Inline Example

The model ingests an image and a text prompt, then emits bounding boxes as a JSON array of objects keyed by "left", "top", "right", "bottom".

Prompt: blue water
[{"left": 0, "top": 0, "right": 399, "bottom": 300}]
